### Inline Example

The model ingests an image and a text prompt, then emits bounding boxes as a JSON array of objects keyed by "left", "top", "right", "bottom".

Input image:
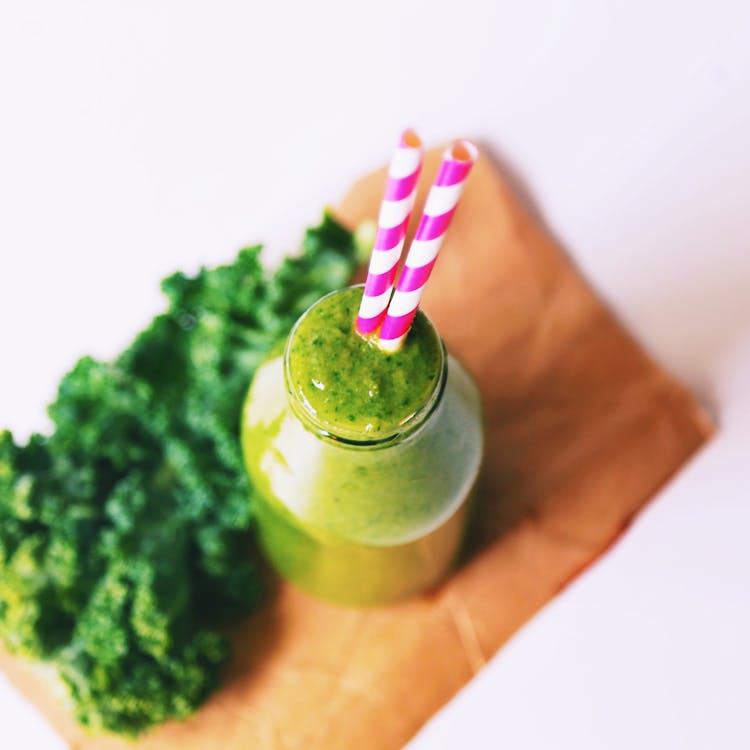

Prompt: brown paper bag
[{"left": 0, "top": 148, "right": 712, "bottom": 750}]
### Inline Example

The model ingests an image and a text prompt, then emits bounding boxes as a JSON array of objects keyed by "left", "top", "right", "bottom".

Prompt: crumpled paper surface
[{"left": 0, "top": 148, "right": 713, "bottom": 750}]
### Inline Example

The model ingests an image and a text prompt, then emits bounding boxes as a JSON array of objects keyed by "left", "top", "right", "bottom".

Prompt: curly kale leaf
[{"left": 0, "top": 212, "right": 359, "bottom": 736}]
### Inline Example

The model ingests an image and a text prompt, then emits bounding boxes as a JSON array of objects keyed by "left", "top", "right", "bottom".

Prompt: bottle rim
[{"left": 283, "top": 285, "right": 448, "bottom": 448}]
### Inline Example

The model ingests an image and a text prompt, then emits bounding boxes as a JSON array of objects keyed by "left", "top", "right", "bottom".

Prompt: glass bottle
[{"left": 241, "top": 287, "right": 483, "bottom": 606}]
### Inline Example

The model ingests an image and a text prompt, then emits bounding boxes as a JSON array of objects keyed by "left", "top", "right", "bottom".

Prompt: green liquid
[
  {"left": 287, "top": 287, "right": 442, "bottom": 439},
  {"left": 242, "top": 287, "right": 483, "bottom": 606}
]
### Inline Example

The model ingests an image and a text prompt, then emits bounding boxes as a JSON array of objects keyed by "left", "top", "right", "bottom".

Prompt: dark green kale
[{"left": 0, "top": 211, "right": 361, "bottom": 736}]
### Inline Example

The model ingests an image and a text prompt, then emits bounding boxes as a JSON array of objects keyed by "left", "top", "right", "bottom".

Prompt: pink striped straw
[
  {"left": 378, "top": 140, "right": 478, "bottom": 352},
  {"left": 356, "top": 129, "right": 424, "bottom": 335}
]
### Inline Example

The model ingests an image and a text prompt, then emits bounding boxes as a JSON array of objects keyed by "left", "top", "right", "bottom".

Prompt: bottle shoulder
[{"left": 241, "top": 353, "right": 483, "bottom": 545}]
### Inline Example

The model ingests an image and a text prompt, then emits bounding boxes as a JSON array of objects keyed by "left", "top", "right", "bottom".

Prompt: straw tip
[
  {"left": 449, "top": 139, "right": 479, "bottom": 163},
  {"left": 376, "top": 335, "right": 404, "bottom": 354},
  {"left": 401, "top": 128, "right": 423, "bottom": 150}
]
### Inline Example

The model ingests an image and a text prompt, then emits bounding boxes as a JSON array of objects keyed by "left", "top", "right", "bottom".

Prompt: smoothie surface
[{"left": 286, "top": 287, "right": 443, "bottom": 438}]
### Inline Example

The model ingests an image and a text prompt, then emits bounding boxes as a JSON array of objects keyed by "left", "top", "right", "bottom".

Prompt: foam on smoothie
[{"left": 285, "top": 287, "right": 443, "bottom": 439}]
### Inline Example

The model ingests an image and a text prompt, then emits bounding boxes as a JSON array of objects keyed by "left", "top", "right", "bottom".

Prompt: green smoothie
[
  {"left": 241, "top": 286, "right": 483, "bottom": 606},
  {"left": 286, "top": 288, "right": 443, "bottom": 440}
]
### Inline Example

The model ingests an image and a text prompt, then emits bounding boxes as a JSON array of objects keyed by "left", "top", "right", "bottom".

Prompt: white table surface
[{"left": 1, "top": 2, "right": 749, "bottom": 747}]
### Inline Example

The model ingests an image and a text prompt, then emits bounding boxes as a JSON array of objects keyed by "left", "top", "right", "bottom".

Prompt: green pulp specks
[{"left": 286, "top": 288, "right": 442, "bottom": 437}]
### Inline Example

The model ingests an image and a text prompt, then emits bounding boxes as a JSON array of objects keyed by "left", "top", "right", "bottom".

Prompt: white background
[{"left": 1, "top": 2, "right": 749, "bottom": 748}]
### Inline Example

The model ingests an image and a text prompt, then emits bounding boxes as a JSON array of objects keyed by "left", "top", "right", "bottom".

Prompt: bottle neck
[{"left": 283, "top": 329, "right": 448, "bottom": 448}]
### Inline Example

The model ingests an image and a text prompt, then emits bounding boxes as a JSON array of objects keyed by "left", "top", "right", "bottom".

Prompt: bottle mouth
[{"left": 283, "top": 285, "right": 447, "bottom": 448}]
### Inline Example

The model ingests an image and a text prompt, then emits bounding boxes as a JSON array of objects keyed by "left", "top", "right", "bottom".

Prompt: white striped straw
[
  {"left": 378, "top": 140, "right": 478, "bottom": 352},
  {"left": 356, "top": 129, "right": 424, "bottom": 335}
]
